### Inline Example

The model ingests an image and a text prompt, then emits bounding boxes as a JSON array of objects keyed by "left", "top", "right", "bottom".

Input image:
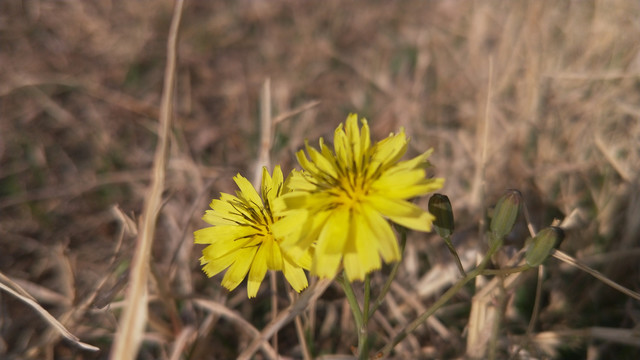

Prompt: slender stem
[
  {"left": 480, "top": 264, "right": 530, "bottom": 276},
  {"left": 552, "top": 249, "right": 640, "bottom": 301},
  {"left": 270, "top": 270, "right": 278, "bottom": 355},
  {"left": 443, "top": 235, "right": 466, "bottom": 276},
  {"left": 527, "top": 265, "right": 545, "bottom": 335},
  {"left": 370, "top": 231, "right": 407, "bottom": 316},
  {"left": 377, "top": 240, "right": 501, "bottom": 358},
  {"left": 287, "top": 291, "right": 312, "bottom": 360},
  {"left": 358, "top": 274, "right": 371, "bottom": 360},
  {"left": 363, "top": 275, "right": 371, "bottom": 324},
  {"left": 338, "top": 271, "right": 363, "bottom": 331},
  {"left": 294, "top": 313, "right": 312, "bottom": 360},
  {"left": 488, "top": 277, "right": 506, "bottom": 360}
]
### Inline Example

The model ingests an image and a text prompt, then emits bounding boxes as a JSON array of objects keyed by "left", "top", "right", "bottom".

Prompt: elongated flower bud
[
  {"left": 525, "top": 226, "right": 564, "bottom": 267},
  {"left": 429, "top": 193, "right": 466, "bottom": 276},
  {"left": 490, "top": 189, "right": 522, "bottom": 239},
  {"left": 429, "top": 194, "right": 454, "bottom": 238}
]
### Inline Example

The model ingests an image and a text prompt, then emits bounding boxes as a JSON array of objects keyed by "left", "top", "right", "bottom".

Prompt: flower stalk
[{"left": 378, "top": 237, "right": 504, "bottom": 358}]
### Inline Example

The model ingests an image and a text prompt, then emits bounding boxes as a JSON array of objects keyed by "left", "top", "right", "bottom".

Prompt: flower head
[
  {"left": 194, "top": 166, "right": 310, "bottom": 298},
  {"left": 273, "top": 114, "right": 444, "bottom": 281}
]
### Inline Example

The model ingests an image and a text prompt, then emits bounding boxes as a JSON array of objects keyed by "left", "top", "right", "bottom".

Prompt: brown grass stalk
[
  {"left": 0, "top": 272, "right": 98, "bottom": 352},
  {"left": 109, "top": 0, "right": 185, "bottom": 359}
]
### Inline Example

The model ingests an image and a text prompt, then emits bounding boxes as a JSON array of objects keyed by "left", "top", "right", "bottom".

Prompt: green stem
[
  {"left": 363, "top": 275, "right": 371, "bottom": 324},
  {"left": 358, "top": 274, "right": 371, "bottom": 360},
  {"left": 444, "top": 235, "right": 466, "bottom": 276},
  {"left": 377, "top": 240, "right": 501, "bottom": 358},
  {"left": 370, "top": 231, "right": 407, "bottom": 316},
  {"left": 338, "top": 271, "right": 363, "bottom": 339},
  {"left": 480, "top": 264, "right": 530, "bottom": 276}
]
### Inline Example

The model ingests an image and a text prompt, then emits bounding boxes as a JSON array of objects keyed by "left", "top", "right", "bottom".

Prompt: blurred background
[{"left": 1, "top": 0, "right": 639, "bottom": 359}]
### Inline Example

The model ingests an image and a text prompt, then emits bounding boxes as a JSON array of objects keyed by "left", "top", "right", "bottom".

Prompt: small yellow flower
[
  {"left": 194, "top": 166, "right": 310, "bottom": 298},
  {"left": 273, "top": 114, "right": 444, "bottom": 281}
]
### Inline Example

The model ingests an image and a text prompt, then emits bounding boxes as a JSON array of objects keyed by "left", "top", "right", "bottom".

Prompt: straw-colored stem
[
  {"left": 294, "top": 311, "right": 312, "bottom": 360},
  {"left": 110, "top": 1, "right": 184, "bottom": 359},
  {"left": 552, "top": 249, "right": 640, "bottom": 301},
  {"left": 237, "top": 278, "right": 333, "bottom": 360}
]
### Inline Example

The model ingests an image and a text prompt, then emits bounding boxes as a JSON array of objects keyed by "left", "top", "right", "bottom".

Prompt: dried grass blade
[
  {"left": 0, "top": 273, "right": 98, "bottom": 352},
  {"left": 109, "top": 1, "right": 184, "bottom": 359},
  {"left": 552, "top": 249, "right": 640, "bottom": 301},
  {"left": 193, "top": 299, "right": 278, "bottom": 360},
  {"left": 237, "top": 278, "right": 333, "bottom": 360}
]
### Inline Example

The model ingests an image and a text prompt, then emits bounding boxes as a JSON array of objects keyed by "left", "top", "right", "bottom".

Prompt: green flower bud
[
  {"left": 429, "top": 194, "right": 454, "bottom": 238},
  {"left": 525, "top": 226, "right": 564, "bottom": 267},
  {"left": 490, "top": 189, "right": 522, "bottom": 239}
]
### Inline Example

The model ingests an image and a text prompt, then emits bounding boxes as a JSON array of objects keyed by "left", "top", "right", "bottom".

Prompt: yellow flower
[
  {"left": 194, "top": 166, "right": 310, "bottom": 298},
  {"left": 273, "top": 114, "right": 444, "bottom": 281}
]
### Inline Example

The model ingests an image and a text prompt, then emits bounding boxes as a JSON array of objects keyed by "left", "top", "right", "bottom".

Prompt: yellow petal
[
  {"left": 345, "top": 114, "right": 360, "bottom": 146},
  {"left": 296, "top": 147, "right": 318, "bottom": 175},
  {"left": 307, "top": 145, "right": 338, "bottom": 180},
  {"left": 342, "top": 211, "right": 383, "bottom": 281},
  {"left": 299, "top": 209, "right": 332, "bottom": 249},
  {"left": 247, "top": 245, "right": 269, "bottom": 298},
  {"left": 193, "top": 225, "right": 257, "bottom": 244},
  {"left": 282, "top": 259, "right": 308, "bottom": 292},
  {"left": 317, "top": 208, "right": 350, "bottom": 255},
  {"left": 275, "top": 192, "right": 309, "bottom": 212},
  {"left": 271, "top": 165, "right": 284, "bottom": 192},
  {"left": 358, "top": 118, "right": 371, "bottom": 160},
  {"left": 209, "top": 197, "right": 240, "bottom": 214},
  {"left": 374, "top": 172, "right": 443, "bottom": 199},
  {"left": 260, "top": 167, "right": 273, "bottom": 202},
  {"left": 201, "top": 234, "right": 252, "bottom": 260},
  {"left": 367, "top": 194, "right": 424, "bottom": 218},
  {"left": 264, "top": 237, "right": 284, "bottom": 270},
  {"left": 374, "top": 169, "right": 426, "bottom": 192},
  {"left": 234, "top": 173, "right": 263, "bottom": 207},
  {"left": 200, "top": 246, "right": 235, "bottom": 277},
  {"left": 333, "top": 126, "right": 351, "bottom": 170},
  {"left": 202, "top": 209, "right": 235, "bottom": 226},
  {"left": 208, "top": 197, "right": 256, "bottom": 225},
  {"left": 319, "top": 138, "right": 338, "bottom": 169},
  {"left": 391, "top": 149, "right": 433, "bottom": 172},
  {"left": 361, "top": 206, "right": 400, "bottom": 262},
  {"left": 384, "top": 178, "right": 444, "bottom": 199},
  {"left": 367, "top": 194, "right": 435, "bottom": 232},
  {"left": 281, "top": 245, "right": 310, "bottom": 265},
  {"left": 354, "top": 211, "right": 382, "bottom": 271},
  {"left": 312, "top": 252, "right": 342, "bottom": 279},
  {"left": 285, "top": 170, "right": 315, "bottom": 192},
  {"left": 287, "top": 248, "right": 313, "bottom": 270},
  {"left": 221, "top": 247, "right": 257, "bottom": 292},
  {"left": 370, "top": 131, "right": 408, "bottom": 169},
  {"left": 388, "top": 211, "right": 436, "bottom": 232},
  {"left": 271, "top": 209, "right": 307, "bottom": 241},
  {"left": 343, "top": 252, "right": 365, "bottom": 281}
]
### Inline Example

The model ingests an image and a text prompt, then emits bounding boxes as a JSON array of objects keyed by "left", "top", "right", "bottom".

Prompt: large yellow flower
[
  {"left": 273, "top": 114, "right": 444, "bottom": 281},
  {"left": 194, "top": 166, "right": 310, "bottom": 298}
]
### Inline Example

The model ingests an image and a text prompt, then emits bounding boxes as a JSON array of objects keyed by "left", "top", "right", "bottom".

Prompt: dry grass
[{"left": 1, "top": 0, "right": 639, "bottom": 359}]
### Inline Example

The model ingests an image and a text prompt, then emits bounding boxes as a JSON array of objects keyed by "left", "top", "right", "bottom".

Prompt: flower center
[{"left": 336, "top": 172, "right": 369, "bottom": 208}]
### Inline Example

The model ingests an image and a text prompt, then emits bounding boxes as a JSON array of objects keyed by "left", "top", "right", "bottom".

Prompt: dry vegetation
[{"left": 1, "top": 0, "right": 640, "bottom": 359}]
